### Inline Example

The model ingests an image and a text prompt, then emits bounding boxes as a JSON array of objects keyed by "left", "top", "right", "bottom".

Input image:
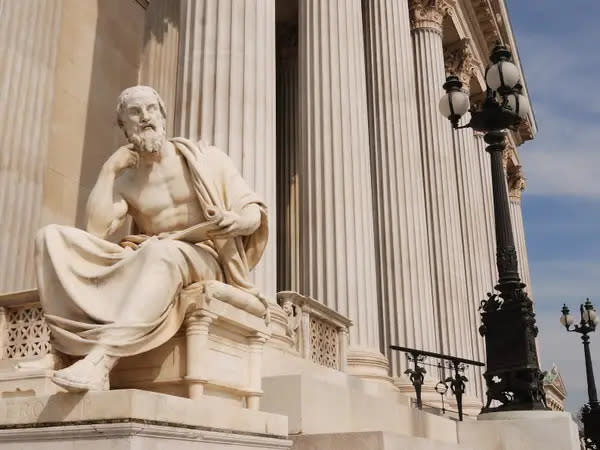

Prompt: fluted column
[
  {"left": 508, "top": 167, "right": 533, "bottom": 293},
  {"left": 139, "top": 0, "right": 180, "bottom": 133},
  {"left": 0, "top": 0, "right": 62, "bottom": 293},
  {"left": 298, "top": 0, "right": 388, "bottom": 379},
  {"left": 444, "top": 40, "right": 489, "bottom": 400},
  {"left": 410, "top": 0, "right": 472, "bottom": 363},
  {"left": 175, "top": 0, "right": 277, "bottom": 301},
  {"left": 276, "top": 26, "right": 300, "bottom": 292},
  {"left": 362, "top": 0, "right": 437, "bottom": 381},
  {"left": 475, "top": 132, "right": 498, "bottom": 287}
]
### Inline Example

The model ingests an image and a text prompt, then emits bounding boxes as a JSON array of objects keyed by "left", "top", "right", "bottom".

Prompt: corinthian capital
[
  {"left": 409, "top": 0, "right": 455, "bottom": 33},
  {"left": 507, "top": 165, "right": 527, "bottom": 201},
  {"left": 444, "top": 38, "right": 480, "bottom": 91}
]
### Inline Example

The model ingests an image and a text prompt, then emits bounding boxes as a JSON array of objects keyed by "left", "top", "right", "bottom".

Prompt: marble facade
[{"left": 0, "top": 1, "right": 574, "bottom": 449}]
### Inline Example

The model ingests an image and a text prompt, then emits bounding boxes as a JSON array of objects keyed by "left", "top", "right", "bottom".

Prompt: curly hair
[{"left": 116, "top": 85, "right": 166, "bottom": 129}]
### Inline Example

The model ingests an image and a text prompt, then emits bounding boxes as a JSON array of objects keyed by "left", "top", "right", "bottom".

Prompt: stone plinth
[
  {"left": 457, "top": 410, "right": 581, "bottom": 450},
  {"left": 261, "top": 372, "right": 458, "bottom": 443},
  {"left": 0, "top": 390, "right": 290, "bottom": 450},
  {"left": 293, "top": 431, "right": 474, "bottom": 450}
]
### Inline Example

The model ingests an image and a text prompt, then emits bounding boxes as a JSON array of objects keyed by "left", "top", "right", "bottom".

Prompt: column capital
[
  {"left": 507, "top": 165, "right": 527, "bottom": 201},
  {"left": 409, "top": 0, "right": 455, "bottom": 34},
  {"left": 444, "top": 38, "right": 481, "bottom": 90},
  {"left": 502, "top": 142, "right": 516, "bottom": 169}
]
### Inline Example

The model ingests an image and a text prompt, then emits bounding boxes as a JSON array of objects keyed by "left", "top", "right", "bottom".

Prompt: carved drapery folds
[
  {"left": 409, "top": 0, "right": 455, "bottom": 33},
  {"left": 444, "top": 38, "right": 480, "bottom": 90}
]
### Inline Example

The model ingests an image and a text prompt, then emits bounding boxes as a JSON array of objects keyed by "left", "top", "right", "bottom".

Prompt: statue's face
[{"left": 121, "top": 88, "right": 166, "bottom": 153}]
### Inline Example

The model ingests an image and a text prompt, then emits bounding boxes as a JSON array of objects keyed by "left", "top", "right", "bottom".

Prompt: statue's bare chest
[{"left": 121, "top": 154, "right": 199, "bottom": 217}]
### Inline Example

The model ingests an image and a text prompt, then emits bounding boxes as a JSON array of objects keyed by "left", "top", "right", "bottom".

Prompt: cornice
[
  {"left": 409, "top": 0, "right": 456, "bottom": 34},
  {"left": 469, "top": 0, "right": 502, "bottom": 53}
]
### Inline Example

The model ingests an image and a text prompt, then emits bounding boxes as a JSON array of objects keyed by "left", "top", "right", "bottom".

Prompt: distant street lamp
[
  {"left": 561, "top": 299, "right": 600, "bottom": 449},
  {"left": 439, "top": 42, "right": 547, "bottom": 413}
]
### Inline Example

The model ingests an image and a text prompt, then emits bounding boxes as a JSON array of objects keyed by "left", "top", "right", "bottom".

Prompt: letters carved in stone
[{"left": 409, "top": 0, "right": 455, "bottom": 33}]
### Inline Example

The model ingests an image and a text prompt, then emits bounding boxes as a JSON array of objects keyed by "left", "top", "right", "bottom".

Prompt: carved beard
[{"left": 128, "top": 123, "right": 166, "bottom": 154}]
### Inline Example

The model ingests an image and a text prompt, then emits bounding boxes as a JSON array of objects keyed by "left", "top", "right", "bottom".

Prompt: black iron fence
[{"left": 390, "top": 345, "right": 485, "bottom": 421}]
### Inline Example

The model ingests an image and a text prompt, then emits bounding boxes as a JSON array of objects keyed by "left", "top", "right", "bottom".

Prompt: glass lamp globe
[
  {"left": 583, "top": 308, "right": 598, "bottom": 325},
  {"left": 560, "top": 313, "right": 575, "bottom": 328},
  {"left": 439, "top": 90, "right": 470, "bottom": 119},
  {"left": 507, "top": 93, "right": 531, "bottom": 119},
  {"left": 486, "top": 61, "right": 520, "bottom": 92}
]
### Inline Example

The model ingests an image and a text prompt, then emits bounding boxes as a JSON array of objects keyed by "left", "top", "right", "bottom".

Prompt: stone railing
[
  {"left": 0, "top": 290, "right": 51, "bottom": 366},
  {"left": 277, "top": 291, "right": 352, "bottom": 372}
]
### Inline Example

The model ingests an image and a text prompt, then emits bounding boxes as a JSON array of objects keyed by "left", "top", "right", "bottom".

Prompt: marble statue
[{"left": 33, "top": 86, "right": 269, "bottom": 392}]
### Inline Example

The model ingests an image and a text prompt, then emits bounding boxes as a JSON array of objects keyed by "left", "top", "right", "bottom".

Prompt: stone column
[
  {"left": 0, "top": 0, "right": 62, "bottom": 293},
  {"left": 276, "top": 26, "right": 300, "bottom": 292},
  {"left": 297, "top": 0, "right": 388, "bottom": 379},
  {"left": 175, "top": 0, "right": 277, "bottom": 301},
  {"left": 508, "top": 166, "right": 533, "bottom": 293},
  {"left": 444, "top": 39, "right": 489, "bottom": 400},
  {"left": 139, "top": 0, "right": 181, "bottom": 133},
  {"left": 361, "top": 0, "right": 437, "bottom": 381},
  {"left": 410, "top": 0, "right": 472, "bottom": 362},
  {"left": 475, "top": 132, "right": 498, "bottom": 288},
  {"left": 184, "top": 310, "right": 216, "bottom": 399}
]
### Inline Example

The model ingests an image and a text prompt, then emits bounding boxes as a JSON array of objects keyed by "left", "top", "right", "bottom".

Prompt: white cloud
[
  {"left": 530, "top": 260, "right": 600, "bottom": 302},
  {"left": 514, "top": 27, "right": 600, "bottom": 198}
]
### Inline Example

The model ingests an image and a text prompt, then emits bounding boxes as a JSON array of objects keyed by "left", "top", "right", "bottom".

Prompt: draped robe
[{"left": 35, "top": 139, "right": 268, "bottom": 357}]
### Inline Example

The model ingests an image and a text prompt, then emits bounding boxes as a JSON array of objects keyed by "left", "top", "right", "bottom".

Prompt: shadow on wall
[
  {"left": 75, "top": 0, "right": 146, "bottom": 230},
  {"left": 144, "top": 0, "right": 179, "bottom": 45}
]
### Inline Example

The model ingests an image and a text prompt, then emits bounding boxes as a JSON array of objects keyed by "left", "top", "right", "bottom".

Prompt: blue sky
[{"left": 506, "top": 0, "right": 600, "bottom": 413}]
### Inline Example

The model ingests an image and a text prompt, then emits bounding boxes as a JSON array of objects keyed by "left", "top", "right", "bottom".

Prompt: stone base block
[
  {"left": 292, "top": 431, "right": 474, "bottom": 450},
  {"left": 0, "top": 389, "right": 289, "bottom": 445},
  {"left": 0, "top": 368, "right": 66, "bottom": 398},
  {"left": 0, "top": 422, "right": 292, "bottom": 449},
  {"left": 261, "top": 373, "right": 459, "bottom": 445},
  {"left": 457, "top": 410, "right": 581, "bottom": 450}
]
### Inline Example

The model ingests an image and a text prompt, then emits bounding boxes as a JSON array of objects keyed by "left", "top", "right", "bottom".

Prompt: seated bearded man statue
[{"left": 33, "top": 86, "right": 268, "bottom": 392}]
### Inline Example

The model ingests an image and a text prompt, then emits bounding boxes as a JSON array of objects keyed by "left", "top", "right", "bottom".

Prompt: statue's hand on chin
[{"left": 105, "top": 143, "right": 139, "bottom": 174}]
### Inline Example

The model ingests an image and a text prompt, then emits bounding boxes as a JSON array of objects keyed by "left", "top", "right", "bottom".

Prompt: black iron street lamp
[
  {"left": 439, "top": 42, "right": 547, "bottom": 413},
  {"left": 561, "top": 299, "right": 600, "bottom": 448}
]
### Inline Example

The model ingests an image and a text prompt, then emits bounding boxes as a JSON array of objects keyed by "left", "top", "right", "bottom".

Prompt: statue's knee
[{"left": 142, "top": 238, "right": 180, "bottom": 260}]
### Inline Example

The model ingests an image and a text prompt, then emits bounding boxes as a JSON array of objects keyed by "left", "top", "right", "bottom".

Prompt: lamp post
[
  {"left": 439, "top": 42, "right": 547, "bottom": 413},
  {"left": 561, "top": 299, "right": 600, "bottom": 448}
]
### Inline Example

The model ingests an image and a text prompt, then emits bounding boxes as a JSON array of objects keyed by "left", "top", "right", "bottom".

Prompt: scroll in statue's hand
[{"left": 207, "top": 206, "right": 261, "bottom": 239}]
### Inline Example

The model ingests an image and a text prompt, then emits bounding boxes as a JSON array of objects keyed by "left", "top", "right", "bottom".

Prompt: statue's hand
[
  {"left": 207, "top": 207, "right": 260, "bottom": 239},
  {"left": 105, "top": 144, "right": 139, "bottom": 174}
]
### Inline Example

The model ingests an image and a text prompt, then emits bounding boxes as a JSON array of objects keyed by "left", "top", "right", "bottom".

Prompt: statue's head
[{"left": 116, "top": 86, "right": 167, "bottom": 153}]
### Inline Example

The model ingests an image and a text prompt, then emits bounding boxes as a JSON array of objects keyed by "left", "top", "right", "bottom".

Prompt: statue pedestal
[
  {"left": 457, "top": 410, "right": 581, "bottom": 450},
  {"left": 0, "top": 390, "right": 291, "bottom": 450}
]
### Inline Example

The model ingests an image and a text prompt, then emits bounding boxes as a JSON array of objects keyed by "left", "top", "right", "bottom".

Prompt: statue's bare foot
[
  {"left": 16, "top": 353, "right": 62, "bottom": 371},
  {"left": 51, "top": 348, "right": 118, "bottom": 392}
]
